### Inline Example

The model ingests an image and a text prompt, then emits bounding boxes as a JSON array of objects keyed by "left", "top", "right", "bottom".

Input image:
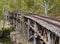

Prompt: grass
[{"left": 0, "top": 38, "right": 11, "bottom": 44}]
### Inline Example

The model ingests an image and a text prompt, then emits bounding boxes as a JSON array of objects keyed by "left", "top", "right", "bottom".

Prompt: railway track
[
  {"left": 25, "top": 14, "right": 60, "bottom": 28},
  {"left": 24, "top": 14, "right": 60, "bottom": 37},
  {"left": 27, "top": 13, "right": 60, "bottom": 22},
  {"left": 32, "top": 15, "right": 60, "bottom": 28}
]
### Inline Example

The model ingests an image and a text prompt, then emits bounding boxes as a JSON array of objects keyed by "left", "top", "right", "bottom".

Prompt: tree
[
  {"left": 38, "top": 0, "right": 56, "bottom": 16},
  {"left": 0, "top": 0, "right": 60, "bottom": 18},
  {"left": 50, "top": 0, "right": 60, "bottom": 16}
]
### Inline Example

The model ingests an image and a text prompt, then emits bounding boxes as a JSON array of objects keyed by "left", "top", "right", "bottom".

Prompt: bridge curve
[
  {"left": 3, "top": 12, "right": 60, "bottom": 44},
  {"left": 23, "top": 13, "right": 60, "bottom": 44},
  {"left": 24, "top": 14, "right": 60, "bottom": 37}
]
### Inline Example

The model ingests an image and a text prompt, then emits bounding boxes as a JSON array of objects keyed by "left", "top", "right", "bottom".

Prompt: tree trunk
[{"left": 45, "top": 7, "right": 48, "bottom": 16}]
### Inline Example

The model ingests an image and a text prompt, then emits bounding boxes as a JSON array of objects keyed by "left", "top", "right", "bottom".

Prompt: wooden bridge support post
[
  {"left": 59, "top": 38, "right": 60, "bottom": 44},
  {"left": 47, "top": 32, "right": 53, "bottom": 44},
  {"left": 27, "top": 19, "right": 30, "bottom": 40},
  {"left": 34, "top": 22, "right": 38, "bottom": 44},
  {"left": 34, "top": 33, "right": 37, "bottom": 44}
]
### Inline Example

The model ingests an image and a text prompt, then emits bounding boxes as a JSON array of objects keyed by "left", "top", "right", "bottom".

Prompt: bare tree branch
[
  {"left": 48, "top": 4, "right": 55, "bottom": 10},
  {"left": 48, "top": 0, "right": 55, "bottom": 10},
  {"left": 38, "top": 3, "right": 45, "bottom": 7},
  {"left": 44, "top": 0, "right": 46, "bottom": 5}
]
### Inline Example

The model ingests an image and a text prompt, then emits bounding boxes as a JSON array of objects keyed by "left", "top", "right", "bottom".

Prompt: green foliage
[
  {"left": 0, "top": 30, "right": 3, "bottom": 38},
  {"left": 0, "top": 38, "right": 11, "bottom": 44},
  {"left": 3, "top": 28, "right": 11, "bottom": 33},
  {"left": 25, "top": 0, "right": 34, "bottom": 8},
  {"left": 3, "top": 28, "right": 11, "bottom": 37},
  {"left": 0, "top": 0, "right": 60, "bottom": 17}
]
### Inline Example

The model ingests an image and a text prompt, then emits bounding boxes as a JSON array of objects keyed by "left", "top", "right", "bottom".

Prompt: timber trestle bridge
[{"left": 2, "top": 11, "right": 60, "bottom": 44}]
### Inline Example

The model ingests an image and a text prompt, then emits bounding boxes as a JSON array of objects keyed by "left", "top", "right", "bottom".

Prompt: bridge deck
[
  {"left": 6, "top": 12, "right": 60, "bottom": 44},
  {"left": 24, "top": 15, "right": 60, "bottom": 37}
]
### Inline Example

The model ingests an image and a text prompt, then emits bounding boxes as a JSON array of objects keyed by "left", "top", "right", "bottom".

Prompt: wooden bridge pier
[
  {"left": 3, "top": 12, "right": 60, "bottom": 44},
  {"left": 24, "top": 15, "right": 60, "bottom": 44}
]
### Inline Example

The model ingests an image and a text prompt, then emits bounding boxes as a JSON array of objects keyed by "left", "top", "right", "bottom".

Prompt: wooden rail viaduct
[{"left": 2, "top": 11, "right": 60, "bottom": 44}]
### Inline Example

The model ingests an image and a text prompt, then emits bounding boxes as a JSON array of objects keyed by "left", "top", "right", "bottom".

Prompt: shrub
[{"left": 3, "top": 28, "right": 11, "bottom": 37}]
